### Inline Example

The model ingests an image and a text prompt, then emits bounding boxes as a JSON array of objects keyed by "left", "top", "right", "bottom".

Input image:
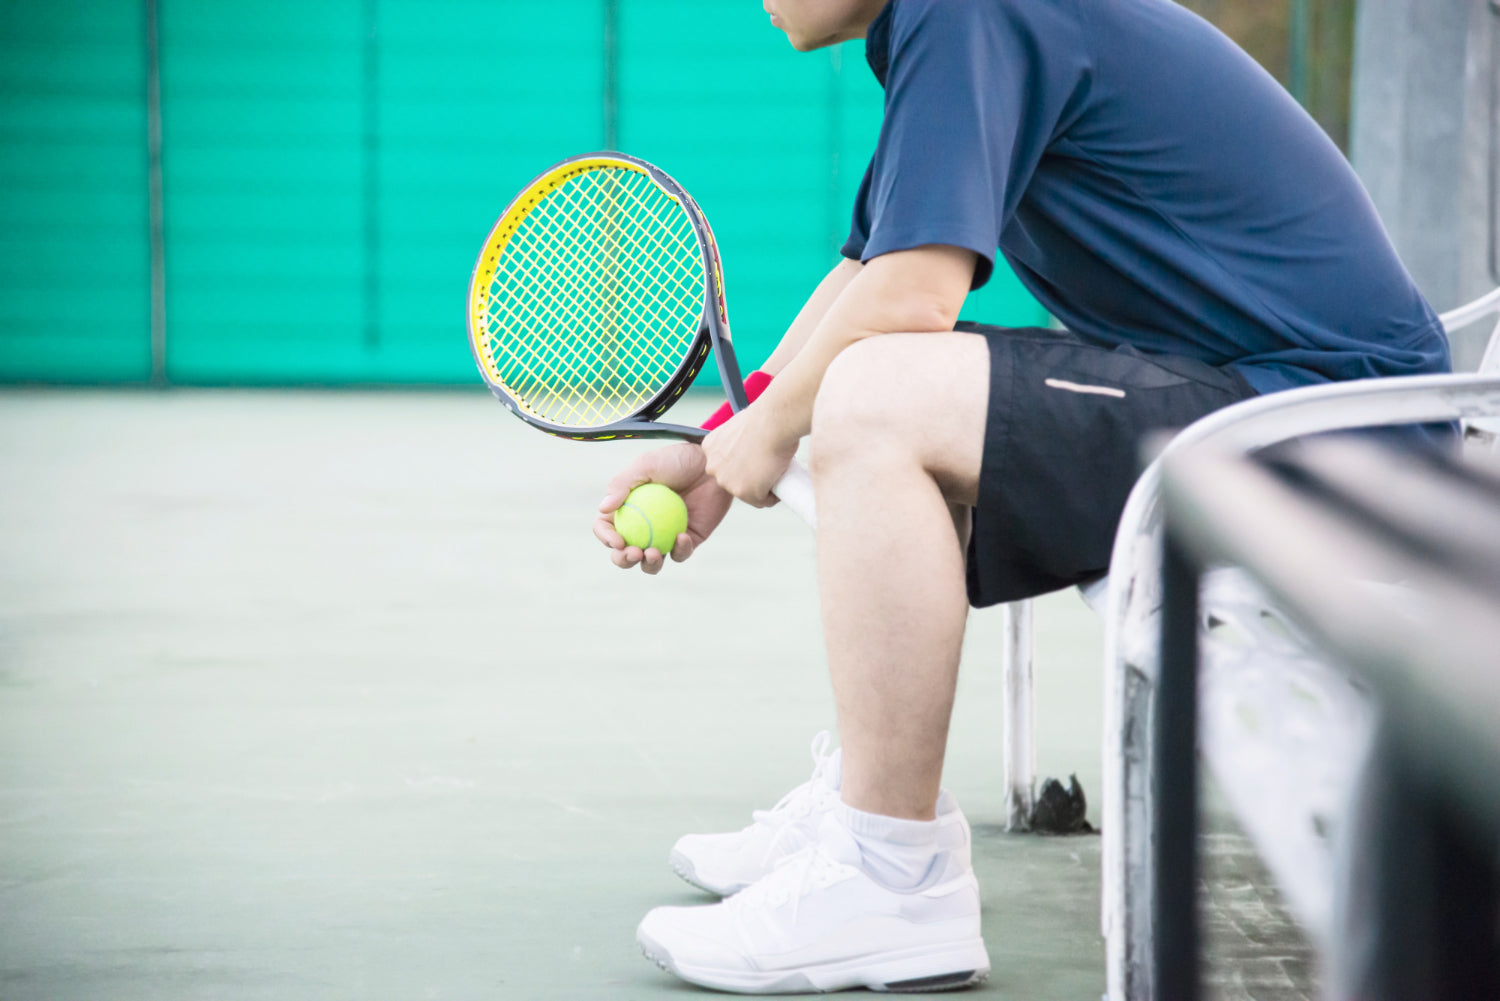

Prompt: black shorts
[{"left": 962, "top": 323, "right": 1258, "bottom": 607}]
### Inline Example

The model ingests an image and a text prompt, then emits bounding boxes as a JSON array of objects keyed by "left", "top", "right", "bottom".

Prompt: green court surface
[
  {"left": 0, "top": 389, "right": 1105, "bottom": 999},
  {"left": 0, "top": 390, "right": 1314, "bottom": 999}
]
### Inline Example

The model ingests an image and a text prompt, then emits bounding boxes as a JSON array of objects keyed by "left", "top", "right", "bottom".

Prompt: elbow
[
  {"left": 840, "top": 302, "right": 959, "bottom": 346},
  {"left": 861, "top": 294, "right": 962, "bottom": 339},
  {"left": 910, "top": 293, "right": 964, "bottom": 334},
  {"left": 853, "top": 245, "right": 975, "bottom": 338}
]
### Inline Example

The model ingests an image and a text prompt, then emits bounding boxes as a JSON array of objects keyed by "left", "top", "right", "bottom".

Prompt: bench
[
  {"left": 995, "top": 287, "right": 1500, "bottom": 999},
  {"left": 1155, "top": 433, "right": 1500, "bottom": 999}
]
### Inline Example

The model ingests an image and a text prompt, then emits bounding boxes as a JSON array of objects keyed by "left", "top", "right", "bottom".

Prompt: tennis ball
[{"left": 614, "top": 483, "right": 689, "bottom": 555}]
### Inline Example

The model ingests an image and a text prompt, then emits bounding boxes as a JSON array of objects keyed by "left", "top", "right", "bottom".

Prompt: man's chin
[{"left": 787, "top": 32, "right": 838, "bottom": 52}]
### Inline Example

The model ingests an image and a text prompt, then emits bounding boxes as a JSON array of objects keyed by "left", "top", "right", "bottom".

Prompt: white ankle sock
[{"left": 836, "top": 801, "right": 944, "bottom": 891}]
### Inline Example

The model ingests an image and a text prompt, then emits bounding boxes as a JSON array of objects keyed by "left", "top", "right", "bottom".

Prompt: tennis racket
[{"left": 466, "top": 152, "right": 816, "bottom": 527}]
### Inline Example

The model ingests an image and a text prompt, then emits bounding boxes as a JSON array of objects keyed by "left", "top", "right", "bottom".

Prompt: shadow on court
[{"left": 0, "top": 390, "right": 1300, "bottom": 999}]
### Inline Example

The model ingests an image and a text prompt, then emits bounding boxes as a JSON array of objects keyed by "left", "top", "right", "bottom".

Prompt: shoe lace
[
  {"left": 750, "top": 731, "right": 838, "bottom": 867},
  {"left": 734, "top": 840, "right": 849, "bottom": 926}
]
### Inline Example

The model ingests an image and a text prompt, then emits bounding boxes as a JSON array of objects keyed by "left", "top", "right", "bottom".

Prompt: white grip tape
[{"left": 772, "top": 459, "right": 817, "bottom": 530}]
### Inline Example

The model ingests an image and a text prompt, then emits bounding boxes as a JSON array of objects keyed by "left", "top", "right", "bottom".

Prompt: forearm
[
  {"left": 698, "top": 258, "right": 863, "bottom": 432},
  {"left": 697, "top": 245, "right": 976, "bottom": 508},
  {"left": 760, "top": 257, "right": 865, "bottom": 376},
  {"left": 755, "top": 246, "right": 978, "bottom": 442}
]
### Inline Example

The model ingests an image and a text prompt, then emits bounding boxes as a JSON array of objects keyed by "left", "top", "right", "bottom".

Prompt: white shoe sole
[
  {"left": 638, "top": 926, "right": 990, "bottom": 994},
  {"left": 668, "top": 848, "right": 749, "bottom": 898}
]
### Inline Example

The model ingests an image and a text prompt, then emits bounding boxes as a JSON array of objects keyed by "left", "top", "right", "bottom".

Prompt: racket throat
[{"left": 711, "top": 327, "right": 752, "bottom": 413}]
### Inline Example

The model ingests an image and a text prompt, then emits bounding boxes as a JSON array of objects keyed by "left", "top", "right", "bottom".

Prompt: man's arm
[
  {"left": 760, "top": 257, "right": 865, "bottom": 375},
  {"left": 592, "top": 255, "right": 875, "bottom": 573},
  {"left": 701, "top": 244, "right": 977, "bottom": 504}
]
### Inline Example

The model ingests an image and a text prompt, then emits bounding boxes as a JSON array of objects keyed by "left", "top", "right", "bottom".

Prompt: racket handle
[{"left": 772, "top": 459, "right": 817, "bottom": 530}]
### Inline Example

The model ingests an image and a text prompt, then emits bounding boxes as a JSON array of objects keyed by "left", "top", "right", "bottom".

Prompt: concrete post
[{"left": 1351, "top": 0, "right": 1499, "bottom": 369}]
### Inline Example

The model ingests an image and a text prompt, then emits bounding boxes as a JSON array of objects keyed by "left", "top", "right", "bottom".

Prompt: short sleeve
[
  {"left": 844, "top": 0, "right": 1090, "bottom": 289},
  {"left": 840, "top": 161, "right": 876, "bottom": 263}
]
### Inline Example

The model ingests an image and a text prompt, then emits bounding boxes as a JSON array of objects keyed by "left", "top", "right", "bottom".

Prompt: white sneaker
[
  {"left": 639, "top": 812, "right": 989, "bottom": 994},
  {"left": 670, "top": 734, "right": 976, "bottom": 898},
  {"left": 668, "top": 732, "right": 843, "bottom": 896}
]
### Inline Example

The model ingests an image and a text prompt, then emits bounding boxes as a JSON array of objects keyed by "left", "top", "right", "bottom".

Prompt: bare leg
[{"left": 810, "top": 333, "right": 990, "bottom": 820}]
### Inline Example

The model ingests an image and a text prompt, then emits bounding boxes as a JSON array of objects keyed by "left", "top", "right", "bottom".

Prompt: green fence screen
[
  {"left": 0, "top": 1, "right": 1061, "bottom": 385},
  {"left": 0, "top": 0, "right": 152, "bottom": 382}
]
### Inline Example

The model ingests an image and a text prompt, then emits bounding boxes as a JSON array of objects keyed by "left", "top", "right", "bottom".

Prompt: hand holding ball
[{"left": 613, "top": 483, "right": 689, "bottom": 555}]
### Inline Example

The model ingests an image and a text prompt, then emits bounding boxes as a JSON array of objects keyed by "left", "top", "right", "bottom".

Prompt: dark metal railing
[{"left": 1155, "top": 436, "right": 1500, "bottom": 999}]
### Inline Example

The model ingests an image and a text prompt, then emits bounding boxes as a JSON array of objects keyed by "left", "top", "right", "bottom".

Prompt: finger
[
  {"left": 641, "top": 548, "right": 666, "bottom": 575},
  {"left": 599, "top": 482, "right": 642, "bottom": 514},
  {"left": 740, "top": 490, "right": 775, "bottom": 509},
  {"left": 611, "top": 545, "right": 644, "bottom": 569},
  {"left": 601, "top": 464, "right": 658, "bottom": 512},
  {"left": 670, "top": 532, "right": 695, "bottom": 562},
  {"left": 751, "top": 477, "right": 788, "bottom": 509},
  {"left": 593, "top": 517, "right": 626, "bottom": 549}
]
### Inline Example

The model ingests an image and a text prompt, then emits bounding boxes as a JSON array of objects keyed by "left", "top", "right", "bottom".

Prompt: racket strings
[
  {"left": 488, "top": 186, "right": 692, "bottom": 425},
  {"left": 506, "top": 182, "right": 685, "bottom": 399},
  {"left": 556, "top": 185, "right": 700, "bottom": 376},
  {"left": 480, "top": 166, "right": 704, "bottom": 428},
  {"left": 540, "top": 177, "right": 701, "bottom": 412}
]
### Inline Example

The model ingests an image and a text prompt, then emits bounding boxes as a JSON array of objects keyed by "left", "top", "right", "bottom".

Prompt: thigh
[
  {"left": 963, "top": 324, "right": 1258, "bottom": 607},
  {"left": 813, "top": 331, "right": 991, "bottom": 507}
]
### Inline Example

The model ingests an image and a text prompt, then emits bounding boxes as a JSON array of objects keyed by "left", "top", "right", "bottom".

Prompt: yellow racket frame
[{"left": 467, "top": 153, "right": 740, "bottom": 441}]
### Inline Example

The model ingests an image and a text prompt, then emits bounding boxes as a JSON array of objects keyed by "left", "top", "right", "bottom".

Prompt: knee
[{"left": 811, "top": 338, "right": 912, "bottom": 471}]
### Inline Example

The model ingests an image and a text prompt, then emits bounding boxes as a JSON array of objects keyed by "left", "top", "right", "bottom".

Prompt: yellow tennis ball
[{"left": 613, "top": 483, "right": 689, "bottom": 555}]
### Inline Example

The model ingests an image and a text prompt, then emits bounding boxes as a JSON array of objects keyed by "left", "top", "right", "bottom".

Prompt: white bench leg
[{"left": 1001, "top": 599, "right": 1036, "bottom": 831}]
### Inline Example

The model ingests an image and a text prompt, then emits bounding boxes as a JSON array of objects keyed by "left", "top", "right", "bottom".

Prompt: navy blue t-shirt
[{"left": 843, "top": 0, "right": 1451, "bottom": 393}]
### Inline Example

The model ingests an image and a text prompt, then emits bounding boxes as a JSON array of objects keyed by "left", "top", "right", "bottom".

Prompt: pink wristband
[{"left": 700, "top": 370, "right": 774, "bottom": 431}]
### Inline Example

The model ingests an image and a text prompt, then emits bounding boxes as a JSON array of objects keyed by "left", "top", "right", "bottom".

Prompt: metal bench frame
[
  {"left": 994, "top": 287, "right": 1500, "bottom": 999},
  {"left": 1154, "top": 434, "right": 1500, "bottom": 1001}
]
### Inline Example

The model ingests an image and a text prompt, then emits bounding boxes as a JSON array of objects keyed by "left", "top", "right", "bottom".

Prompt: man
[{"left": 593, "top": 0, "right": 1451, "bottom": 992}]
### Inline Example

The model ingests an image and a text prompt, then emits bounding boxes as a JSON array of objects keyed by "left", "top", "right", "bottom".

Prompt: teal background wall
[
  {"left": 1, "top": 1, "right": 152, "bottom": 382},
  {"left": 0, "top": 0, "right": 1048, "bottom": 386}
]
